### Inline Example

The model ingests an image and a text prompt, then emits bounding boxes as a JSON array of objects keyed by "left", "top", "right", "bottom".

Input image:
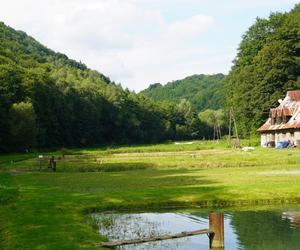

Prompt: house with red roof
[{"left": 257, "top": 90, "right": 300, "bottom": 147}]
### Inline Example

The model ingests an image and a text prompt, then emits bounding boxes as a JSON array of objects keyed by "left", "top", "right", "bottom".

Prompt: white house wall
[{"left": 261, "top": 130, "right": 300, "bottom": 147}]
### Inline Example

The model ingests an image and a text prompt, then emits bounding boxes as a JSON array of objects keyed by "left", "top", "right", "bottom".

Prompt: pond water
[{"left": 93, "top": 209, "right": 300, "bottom": 250}]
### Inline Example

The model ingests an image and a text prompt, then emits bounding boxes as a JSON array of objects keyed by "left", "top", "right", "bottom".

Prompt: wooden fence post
[{"left": 209, "top": 212, "right": 224, "bottom": 249}]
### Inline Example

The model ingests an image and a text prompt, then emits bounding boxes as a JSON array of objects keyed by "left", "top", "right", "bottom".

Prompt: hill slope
[
  {"left": 141, "top": 74, "right": 225, "bottom": 112},
  {"left": 1, "top": 22, "right": 197, "bottom": 151}
]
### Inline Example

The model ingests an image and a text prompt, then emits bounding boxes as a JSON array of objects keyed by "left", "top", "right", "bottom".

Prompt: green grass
[{"left": 1, "top": 140, "right": 300, "bottom": 249}]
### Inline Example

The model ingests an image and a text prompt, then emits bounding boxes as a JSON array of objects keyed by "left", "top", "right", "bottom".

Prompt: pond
[{"left": 93, "top": 208, "right": 300, "bottom": 250}]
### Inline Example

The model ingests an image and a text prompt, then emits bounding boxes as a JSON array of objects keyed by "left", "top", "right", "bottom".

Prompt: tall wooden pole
[
  {"left": 231, "top": 108, "right": 239, "bottom": 140},
  {"left": 209, "top": 212, "right": 224, "bottom": 249},
  {"left": 227, "top": 109, "right": 232, "bottom": 145}
]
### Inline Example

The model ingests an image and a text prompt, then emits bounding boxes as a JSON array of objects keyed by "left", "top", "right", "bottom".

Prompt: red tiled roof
[
  {"left": 287, "top": 90, "right": 300, "bottom": 101},
  {"left": 257, "top": 90, "right": 300, "bottom": 132},
  {"left": 257, "top": 119, "right": 300, "bottom": 132}
]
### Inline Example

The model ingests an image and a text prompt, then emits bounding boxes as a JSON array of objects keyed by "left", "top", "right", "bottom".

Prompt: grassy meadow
[{"left": 1, "top": 140, "right": 300, "bottom": 249}]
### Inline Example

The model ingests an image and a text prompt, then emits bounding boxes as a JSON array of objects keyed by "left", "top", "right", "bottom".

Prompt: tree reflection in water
[{"left": 230, "top": 210, "right": 300, "bottom": 250}]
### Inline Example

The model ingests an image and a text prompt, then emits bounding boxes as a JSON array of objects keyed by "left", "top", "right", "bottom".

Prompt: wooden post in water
[{"left": 209, "top": 212, "right": 224, "bottom": 249}]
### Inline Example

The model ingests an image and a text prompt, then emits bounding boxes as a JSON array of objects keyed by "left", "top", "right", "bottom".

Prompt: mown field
[{"left": 1, "top": 140, "right": 300, "bottom": 250}]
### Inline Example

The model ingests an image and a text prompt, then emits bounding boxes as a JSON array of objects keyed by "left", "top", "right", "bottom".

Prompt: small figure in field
[
  {"left": 48, "top": 156, "right": 56, "bottom": 172},
  {"left": 234, "top": 138, "right": 241, "bottom": 149}
]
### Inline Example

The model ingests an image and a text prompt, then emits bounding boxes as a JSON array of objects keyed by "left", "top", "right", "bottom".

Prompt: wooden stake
[
  {"left": 228, "top": 109, "right": 232, "bottom": 145},
  {"left": 231, "top": 108, "right": 239, "bottom": 140},
  {"left": 209, "top": 212, "right": 224, "bottom": 249}
]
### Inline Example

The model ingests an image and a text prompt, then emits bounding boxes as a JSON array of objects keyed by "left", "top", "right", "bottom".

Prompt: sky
[{"left": 0, "top": 0, "right": 298, "bottom": 91}]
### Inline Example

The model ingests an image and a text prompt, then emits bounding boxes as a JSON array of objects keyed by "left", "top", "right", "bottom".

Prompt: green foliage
[
  {"left": 176, "top": 99, "right": 202, "bottom": 139},
  {"left": 198, "top": 109, "right": 226, "bottom": 139},
  {"left": 141, "top": 74, "right": 227, "bottom": 140},
  {"left": 0, "top": 21, "right": 208, "bottom": 151},
  {"left": 141, "top": 74, "right": 225, "bottom": 112},
  {"left": 225, "top": 5, "right": 300, "bottom": 136},
  {"left": 8, "top": 102, "right": 37, "bottom": 151}
]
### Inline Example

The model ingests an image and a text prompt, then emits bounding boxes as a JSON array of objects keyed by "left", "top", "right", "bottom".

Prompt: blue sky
[{"left": 0, "top": 0, "right": 298, "bottom": 91}]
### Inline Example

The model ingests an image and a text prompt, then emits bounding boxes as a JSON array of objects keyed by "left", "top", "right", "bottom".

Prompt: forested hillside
[
  {"left": 3, "top": 1, "right": 297, "bottom": 151},
  {"left": 141, "top": 74, "right": 225, "bottom": 112},
  {"left": 0, "top": 22, "right": 207, "bottom": 152},
  {"left": 225, "top": 4, "right": 300, "bottom": 136}
]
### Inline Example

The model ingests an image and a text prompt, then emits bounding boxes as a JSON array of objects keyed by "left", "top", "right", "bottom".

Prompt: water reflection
[
  {"left": 282, "top": 211, "right": 300, "bottom": 227},
  {"left": 93, "top": 209, "right": 300, "bottom": 250},
  {"left": 230, "top": 211, "right": 300, "bottom": 250}
]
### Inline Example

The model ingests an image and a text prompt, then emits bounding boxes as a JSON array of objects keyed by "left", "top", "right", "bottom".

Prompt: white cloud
[{"left": 169, "top": 15, "right": 215, "bottom": 37}]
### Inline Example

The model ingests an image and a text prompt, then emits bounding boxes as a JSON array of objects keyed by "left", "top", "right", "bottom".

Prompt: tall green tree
[
  {"left": 8, "top": 102, "right": 37, "bottom": 151},
  {"left": 225, "top": 4, "right": 300, "bottom": 136},
  {"left": 176, "top": 99, "right": 201, "bottom": 139},
  {"left": 198, "top": 109, "right": 225, "bottom": 139}
]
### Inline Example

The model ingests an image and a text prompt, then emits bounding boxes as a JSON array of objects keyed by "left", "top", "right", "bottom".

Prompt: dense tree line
[
  {"left": 225, "top": 4, "right": 300, "bottom": 136},
  {"left": 141, "top": 74, "right": 225, "bottom": 112},
  {"left": 0, "top": 22, "right": 216, "bottom": 152}
]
